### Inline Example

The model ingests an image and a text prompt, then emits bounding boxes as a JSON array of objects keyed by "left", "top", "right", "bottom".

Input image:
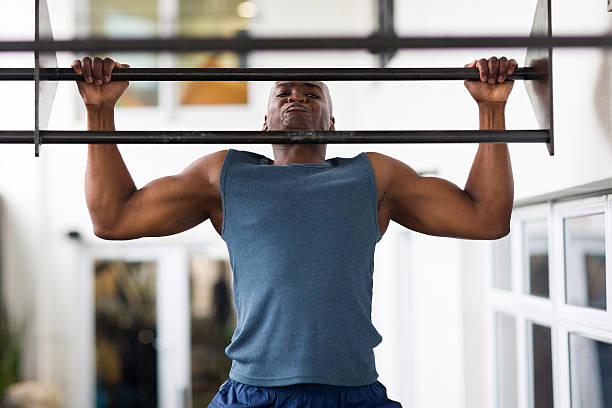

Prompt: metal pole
[
  {"left": 0, "top": 130, "right": 550, "bottom": 144},
  {"left": 0, "top": 35, "right": 611, "bottom": 52},
  {"left": 376, "top": 0, "right": 396, "bottom": 66},
  {"left": 34, "top": 0, "right": 40, "bottom": 156},
  {"left": 0, "top": 67, "right": 543, "bottom": 81}
]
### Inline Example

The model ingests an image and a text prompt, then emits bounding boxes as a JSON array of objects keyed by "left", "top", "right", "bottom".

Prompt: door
[{"left": 75, "top": 246, "right": 190, "bottom": 408}]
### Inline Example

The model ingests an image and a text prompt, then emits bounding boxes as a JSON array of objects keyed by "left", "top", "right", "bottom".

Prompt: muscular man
[{"left": 72, "top": 56, "right": 516, "bottom": 407}]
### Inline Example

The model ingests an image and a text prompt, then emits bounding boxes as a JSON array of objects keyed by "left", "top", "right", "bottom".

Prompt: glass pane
[
  {"left": 524, "top": 220, "right": 549, "bottom": 298},
  {"left": 564, "top": 214, "right": 606, "bottom": 310},
  {"left": 94, "top": 260, "right": 157, "bottom": 407},
  {"left": 177, "top": 52, "right": 248, "bottom": 105},
  {"left": 177, "top": 0, "right": 249, "bottom": 105},
  {"left": 493, "top": 234, "right": 512, "bottom": 290},
  {"left": 495, "top": 312, "right": 518, "bottom": 408},
  {"left": 90, "top": 0, "right": 159, "bottom": 107},
  {"left": 190, "top": 256, "right": 235, "bottom": 407},
  {"left": 569, "top": 334, "right": 612, "bottom": 408},
  {"left": 179, "top": 0, "right": 248, "bottom": 36},
  {"left": 530, "top": 323, "right": 554, "bottom": 408}
]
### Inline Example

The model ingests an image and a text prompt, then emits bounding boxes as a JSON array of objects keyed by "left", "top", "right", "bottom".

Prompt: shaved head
[{"left": 268, "top": 81, "right": 333, "bottom": 114}]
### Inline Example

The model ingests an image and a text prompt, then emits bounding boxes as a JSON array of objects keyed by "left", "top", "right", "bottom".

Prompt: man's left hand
[{"left": 464, "top": 56, "right": 518, "bottom": 106}]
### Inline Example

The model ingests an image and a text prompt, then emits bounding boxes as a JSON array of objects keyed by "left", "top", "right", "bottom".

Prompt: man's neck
[{"left": 270, "top": 144, "right": 327, "bottom": 165}]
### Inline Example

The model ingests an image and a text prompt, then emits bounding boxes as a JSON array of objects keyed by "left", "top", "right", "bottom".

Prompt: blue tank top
[{"left": 219, "top": 148, "right": 383, "bottom": 387}]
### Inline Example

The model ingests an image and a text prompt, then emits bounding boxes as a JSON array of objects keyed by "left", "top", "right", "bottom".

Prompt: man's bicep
[
  {"left": 99, "top": 151, "right": 224, "bottom": 239},
  {"left": 385, "top": 158, "right": 494, "bottom": 239}
]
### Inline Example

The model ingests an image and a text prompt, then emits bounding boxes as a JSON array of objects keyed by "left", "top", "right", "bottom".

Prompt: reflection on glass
[
  {"left": 530, "top": 323, "right": 554, "bottom": 408},
  {"left": 496, "top": 312, "right": 518, "bottom": 408},
  {"left": 564, "top": 214, "right": 606, "bottom": 310},
  {"left": 90, "top": 0, "right": 159, "bottom": 106},
  {"left": 493, "top": 234, "right": 512, "bottom": 290},
  {"left": 178, "top": 0, "right": 249, "bottom": 105},
  {"left": 190, "top": 256, "right": 235, "bottom": 407},
  {"left": 524, "top": 220, "right": 549, "bottom": 298},
  {"left": 569, "top": 334, "right": 612, "bottom": 408},
  {"left": 94, "top": 260, "right": 157, "bottom": 408}
]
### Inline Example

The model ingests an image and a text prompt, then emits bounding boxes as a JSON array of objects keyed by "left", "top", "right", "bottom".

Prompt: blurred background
[{"left": 0, "top": 0, "right": 611, "bottom": 407}]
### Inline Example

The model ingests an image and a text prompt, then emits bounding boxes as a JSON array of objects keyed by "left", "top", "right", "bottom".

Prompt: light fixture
[{"left": 237, "top": 1, "right": 257, "bottom": 18}]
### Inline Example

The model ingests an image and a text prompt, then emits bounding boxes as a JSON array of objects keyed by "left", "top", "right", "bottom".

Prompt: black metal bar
[
  {"left": 0, "top": 35, "right": 611, "bottom": 52},
  {"left": 0, "top": 130, "right": 549, "bottom": 144},
  {"left": 34, "top": 0, "right": 40, "bottom": 157},
  {"left": 377, "top": 0, "right": 396, "bottom": 66},
  {"left": 0, "top": 67, "right": 544, "bottom": 81}
]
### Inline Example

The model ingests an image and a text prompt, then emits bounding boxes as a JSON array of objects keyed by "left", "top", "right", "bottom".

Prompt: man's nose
[{"left": 288, "top": 91, "right": 307, "bottom": 102}]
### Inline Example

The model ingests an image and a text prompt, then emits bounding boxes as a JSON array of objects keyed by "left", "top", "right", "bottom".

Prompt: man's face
[{"left": 264, "top": 81, "right": 335, "bottom": 131}]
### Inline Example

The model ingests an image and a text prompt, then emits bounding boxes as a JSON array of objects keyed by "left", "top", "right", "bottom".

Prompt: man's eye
[
  {"left": 308, "top": 93, "right": 320, "bottom": 98},
  {"left": 276, "top": 92, "right": 289, "bottom": 97}
]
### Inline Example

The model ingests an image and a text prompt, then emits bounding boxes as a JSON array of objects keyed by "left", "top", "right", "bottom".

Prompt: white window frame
[{"left": 487, "top": 193, "right": 612, "bottom": 408}]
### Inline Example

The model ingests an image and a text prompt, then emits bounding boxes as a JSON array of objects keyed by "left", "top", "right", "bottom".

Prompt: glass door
[{"left": 77, "top": 246, "right": 191, "bottom": 408}]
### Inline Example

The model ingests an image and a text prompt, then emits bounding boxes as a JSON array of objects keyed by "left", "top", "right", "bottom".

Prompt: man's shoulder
[
  {"left": 364, "top": 152, "right": 421, "bottom": 185},
  {"left": 364, "top": 151, "right": 393, "bottom": 171},
  {"left": 180, "top": 150, "right": 229, "bottom": 188}
]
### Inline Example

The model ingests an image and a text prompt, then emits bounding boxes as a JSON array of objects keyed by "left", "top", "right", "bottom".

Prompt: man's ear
[
  {"left": 329, "top": 116, "right": 336, "bottom": 131},
  {"left": 262, "top": 115, "right": 268, "bottom": 131}
]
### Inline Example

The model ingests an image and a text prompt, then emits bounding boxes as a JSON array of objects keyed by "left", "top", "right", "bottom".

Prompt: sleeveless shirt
[{"left": 219, "top": 148, "right": 383, "bottom": 386}]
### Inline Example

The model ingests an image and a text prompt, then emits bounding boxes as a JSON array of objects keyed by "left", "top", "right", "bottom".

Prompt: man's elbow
[
  {"left": 93, "top": 225, "right": 118, "bottom": 240},
  {"left": 92, "top": 222, "right": 127, "bottom": 240},
  {"left": 485, "top": 221, "right": 511, "bottom": 240}
]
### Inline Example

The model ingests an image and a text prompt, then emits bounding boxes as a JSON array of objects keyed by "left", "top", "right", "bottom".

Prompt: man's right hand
[{"left": 71, "top": 57, "right": 130, "bottom": 109}]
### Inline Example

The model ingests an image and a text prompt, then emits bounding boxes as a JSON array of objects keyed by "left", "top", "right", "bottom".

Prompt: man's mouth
[{"left": 285, "top": 105, "right": 308, "bottom": 113}]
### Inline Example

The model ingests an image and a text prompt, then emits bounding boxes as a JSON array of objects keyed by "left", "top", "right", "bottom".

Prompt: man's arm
[
  {"left": 369, "top": 56, "right": 516, "bottom": 240},
  {"left": 74, "top": 57, "right": 225, "bottom": 240}
]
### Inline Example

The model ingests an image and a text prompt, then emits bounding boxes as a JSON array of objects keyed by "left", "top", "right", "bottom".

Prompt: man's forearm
[
  {"left": 464, "top": 103, "right": 514, "bottom": 235},
  {"left": 85, "top": 106, "right": 137, "bottom": 234}
]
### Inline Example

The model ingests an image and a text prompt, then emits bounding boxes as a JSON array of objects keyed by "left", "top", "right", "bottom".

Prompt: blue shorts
[{"left": 207, "top": 378, "right": 403, "bottom": 408}]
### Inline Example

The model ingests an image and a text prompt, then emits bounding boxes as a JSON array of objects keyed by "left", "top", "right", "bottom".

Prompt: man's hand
[
  {"left": 71, "top": 57, "right": 130, "bottom": 109},
  {"left": 464, "top": 57, "right": 518, "bottom": 106}
]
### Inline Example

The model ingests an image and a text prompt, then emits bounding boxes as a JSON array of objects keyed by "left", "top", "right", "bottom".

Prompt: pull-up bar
[
  {"left": 0, "top": 130, "right": 549, "bottom": 144},
  {"left": 0, "top": 0, "right": 557, "bottom": 157},
  {"left": 0, "top": 67, "right": 543, "bottom": 82}
]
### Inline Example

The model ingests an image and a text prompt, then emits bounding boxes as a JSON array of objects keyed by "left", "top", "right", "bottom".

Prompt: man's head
[{"left": 263, "top": 81, "right": 335, "bottom": 131}]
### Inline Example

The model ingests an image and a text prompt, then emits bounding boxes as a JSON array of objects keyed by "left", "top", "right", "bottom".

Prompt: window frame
[
  {"left": 488, "top": 193, "right": 612, "bottom": 408},
  {"left": 553, "top": 196, "right": 610, "bottom": 328}
]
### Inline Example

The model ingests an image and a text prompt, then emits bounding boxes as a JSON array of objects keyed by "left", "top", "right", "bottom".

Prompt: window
[
  {"left": 489, "top": 194, "right": 612, "bottom": 408},
  {"left": 568, "top": 333, "right": 612, "bottom": 408},
  {"left": 524, "top": 219, "right": 549, "bottom": 298},
  {"left": 564, "top": 213, "right": 606, "bottom": 310},
  {"left": 89, "top": 0, "right": 160, "bottom": 107},
  {"left": 80, "top": 0, "right": 250, "bottom": 108},
  {"left": 495, "top": 312, "right": 518, "bottom": 408},
  {"left": 528, "top": 322, "right": 553, "bottom": 408}
]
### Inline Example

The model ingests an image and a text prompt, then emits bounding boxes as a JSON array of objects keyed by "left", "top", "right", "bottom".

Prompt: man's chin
[{"left": 271, "top": 122, "right": 329, "bottom": 131}]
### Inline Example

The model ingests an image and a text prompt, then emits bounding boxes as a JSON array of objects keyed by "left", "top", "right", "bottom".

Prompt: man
[{"left": 72, "top": 55, "right": 516, "bottom": 407}]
